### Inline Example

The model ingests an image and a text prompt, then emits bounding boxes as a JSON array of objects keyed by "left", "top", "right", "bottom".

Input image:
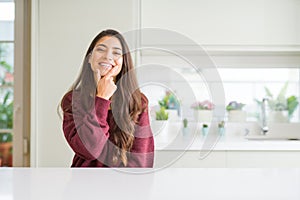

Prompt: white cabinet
[
  {"left": 155, "top": 150, "right": 227, "bottom": 168},
  {"left": 141, "top": 0, "right": 300, "bottom": 46},
  {"left": 227, "top": 151, "right": 300, "bottom": 167},
  {"left": 155, "top": 150, "right": 300, "bottom": 168}
]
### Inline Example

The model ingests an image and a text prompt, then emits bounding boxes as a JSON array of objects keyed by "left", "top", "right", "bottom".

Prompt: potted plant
[
  {"left": 150, "top": 107, "right": 169, "bottom": 141},
  {"left": 158, "top": 90, "right": 180, "bottom": 121},
  {"left": 182, "top": 118, "right": 189, "bottom": 135},
  {"left": 0, "top": 133, "right": 13, "bottom": 167},
  {"left": 0, "top": 44, "right": 13, "bottom": 167},
  {"left": 155, "top": 107, "right": 169, "bottom": 121},
  {"left": 202, "top": 123, "right": 209, "bottom": 136},
  {"left": 256, "top": 82, "right": 299, "bottom": 122},
  {"left": 0, "top": 90, "right": 13, "bottom": 167},
  {"left": 218, "top": 121, "right": 225, "bottom": 136},
  {"left": 226, "top": 101, "right": 246, "bottom": 122},
  {"left": 191, "top": 100, "right": 214, "bottom": 122}
]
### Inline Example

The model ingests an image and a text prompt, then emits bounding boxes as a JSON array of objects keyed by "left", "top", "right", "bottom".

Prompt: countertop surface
[
  {"left": 153, "top": 122, "right": 300, "bottom": 151},
  {"left": 1, "top": 168, "right": 300, "bottom": 200}
]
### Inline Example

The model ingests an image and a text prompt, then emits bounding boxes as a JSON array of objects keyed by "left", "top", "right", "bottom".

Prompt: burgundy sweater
[{"left": 62, "top": 91, "right": 154, "bottom": 167}]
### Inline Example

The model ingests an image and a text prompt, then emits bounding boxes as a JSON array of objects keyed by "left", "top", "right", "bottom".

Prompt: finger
[
  {"left": 97, "top": 69, "right": 101, "bottom": 82},
  {"left": 102, "top": 66, "right": 112, "bottom": 76},
  {"left": 105, "top": 65, "right": 118, "bottom": 78}
]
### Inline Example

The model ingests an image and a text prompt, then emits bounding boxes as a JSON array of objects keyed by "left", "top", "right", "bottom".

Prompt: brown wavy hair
[{"left": 60, "top": 29, "right": 143, "bottom": 166}]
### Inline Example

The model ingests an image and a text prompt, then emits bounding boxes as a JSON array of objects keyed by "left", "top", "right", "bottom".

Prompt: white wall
[
  {"left": 142, "top": 0, "right": 300, "bottom": 45},
  {"left": 31, "top": 0, "right": 138, "bottom": 167}
]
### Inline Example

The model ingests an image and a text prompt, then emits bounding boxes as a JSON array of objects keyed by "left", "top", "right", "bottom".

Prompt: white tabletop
[{"left": 1, "top": 168, "right": 300, "bottom": 200}]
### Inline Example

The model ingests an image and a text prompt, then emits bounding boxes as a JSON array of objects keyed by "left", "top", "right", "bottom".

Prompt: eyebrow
[{"left": 96, "top": 44, "right": 122, "bottom": 51}]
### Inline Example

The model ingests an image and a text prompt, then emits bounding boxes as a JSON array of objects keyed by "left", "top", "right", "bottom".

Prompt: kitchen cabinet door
[
  {"left": 227, "top": 151, "right": 300, "bottom": 167},
  {"left": 154, "top": 150, "right": 226, "bottom": 168}
]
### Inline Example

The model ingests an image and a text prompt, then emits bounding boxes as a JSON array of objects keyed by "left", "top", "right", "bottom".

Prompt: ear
[{"left": 88, "top": 53, "right": 92, "bottom": 64}]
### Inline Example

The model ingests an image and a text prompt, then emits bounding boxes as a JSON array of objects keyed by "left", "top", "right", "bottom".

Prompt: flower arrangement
[
  {"left": 226, "top": 101, "right": 245, "bottom": 111},
  {"left": 158, "top": 90, "right": 180, "bottom": 110},
  {"left": 191, "top": 100, "right": 215, "bottom": 110}
]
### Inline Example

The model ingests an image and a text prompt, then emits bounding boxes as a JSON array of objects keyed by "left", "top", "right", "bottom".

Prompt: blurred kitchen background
[{"left": 0, "top": 0, "right": 300, "bottom": 167}]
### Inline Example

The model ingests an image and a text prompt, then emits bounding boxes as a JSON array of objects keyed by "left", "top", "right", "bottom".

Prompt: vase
[
  {"left": 182, "top": 127, "right": 189, "bottom": 135},
  {"left": 0, "top": 142, "right": 13, "bottom": 167},
  {"left": 218, "top": 127, "right": 225, "bottom": 136},
  {"left": 202, "top": 127, "right": 209, "bottom": 136},
  {"left": 194, "top": 110, "right": 213, "bottom": 122},
  {"left": 268, "top": 111, "right": 289, "bottom": 123},
  {"left": 228, "top": 110, "right": 247, "bottom": 122}
]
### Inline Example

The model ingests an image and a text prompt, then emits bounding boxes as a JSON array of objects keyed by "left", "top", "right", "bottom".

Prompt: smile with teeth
[{"left": 99, "top": 63, "right": 112, "bottom": 69}]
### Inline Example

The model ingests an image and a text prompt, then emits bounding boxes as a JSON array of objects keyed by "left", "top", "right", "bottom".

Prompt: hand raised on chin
[{"left": 96, "top": 66, "right": 119, "bottom": 100}]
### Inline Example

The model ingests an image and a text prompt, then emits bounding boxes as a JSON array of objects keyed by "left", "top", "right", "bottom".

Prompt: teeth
[{"left": 99, "top": 63, "right": 111, "bottom": 68}]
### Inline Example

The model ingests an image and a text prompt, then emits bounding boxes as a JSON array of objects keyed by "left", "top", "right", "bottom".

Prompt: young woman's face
[{"left": 89, "top": 36, "right": 123, "bottom": 78}]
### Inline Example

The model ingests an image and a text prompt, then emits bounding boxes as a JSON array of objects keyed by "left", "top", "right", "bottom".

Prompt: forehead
[{"left": 95, "top": 36, "right": 122, "bottom": 49}]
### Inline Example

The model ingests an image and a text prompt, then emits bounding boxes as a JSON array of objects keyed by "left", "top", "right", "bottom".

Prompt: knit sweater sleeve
[{"left": 62, "top": 92, "right": 111, "bottom": 161}]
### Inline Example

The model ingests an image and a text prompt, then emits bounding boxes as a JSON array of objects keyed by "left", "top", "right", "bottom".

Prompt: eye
[
  {"left": 113, "top": 51, "right": 122, "bottom": 56},
  {"left": 96, "top": 48, "right": 105, "bottom": 52}
]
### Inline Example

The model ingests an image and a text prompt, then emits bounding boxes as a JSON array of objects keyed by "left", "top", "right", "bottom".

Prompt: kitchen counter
[
  {"left": 1, "top": 168, "right": 300, "bottom": 200},
  {"left": 154, "top": 122, "right": 300, "bottom": 151}
]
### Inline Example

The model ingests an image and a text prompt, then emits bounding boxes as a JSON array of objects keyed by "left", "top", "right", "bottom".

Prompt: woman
[{"left": 61, "top": 29, "right": 154, "bottom": 167}]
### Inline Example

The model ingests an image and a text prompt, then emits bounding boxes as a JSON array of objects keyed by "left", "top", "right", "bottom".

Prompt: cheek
[
  {"left": 89, "top": 55, "right": 96, "bottom": 71},
  {"left": 89, "top": 53, "right": 102, "bottom": 71},
  {"left": 115, "top": 57, "right": 123, "bottom": 66},
  {"left": 113, "top": 58, "right": 123, "bottom": 76}
]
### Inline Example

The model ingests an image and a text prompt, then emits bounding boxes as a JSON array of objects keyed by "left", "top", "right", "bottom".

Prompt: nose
[{"left": 103, "top": 50, "right": 113, "bottom": 61}]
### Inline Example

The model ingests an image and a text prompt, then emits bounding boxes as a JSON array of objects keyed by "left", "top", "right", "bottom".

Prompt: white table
[{"left": 1, "top": 168, "right": 300, "bottom": 200}]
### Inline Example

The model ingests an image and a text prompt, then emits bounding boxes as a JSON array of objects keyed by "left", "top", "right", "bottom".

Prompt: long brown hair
[{"left": 61, "top": 29, "right": 143, "bottom": 166}]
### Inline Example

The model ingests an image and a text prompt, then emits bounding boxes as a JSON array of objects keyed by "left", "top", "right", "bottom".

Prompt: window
[
  {"left": 140, "top": 56, "right": 300, "bottom": 123},
  {"left": 0, "top": 0, "right": 14, "bottom": 167}
]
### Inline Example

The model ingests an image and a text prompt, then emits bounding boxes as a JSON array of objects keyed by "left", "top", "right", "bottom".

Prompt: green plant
[
  {"left": 0, "top": 44, "right": 14, "bottom": 144},
  {"left": 0, "top": 90, "right": 13, "bottom": 129},
  {"left": 202, "top": 123, "right": 208, "bottom": 128},
  {"left": 256, "top": 82, "right": 299, "bottom": 118},
  {"left": 183, "top": 118, "right": 188, "bottom": 128},
  {"left": 218, "top": 121, "right": 225, "bottom": 128},
  {"left": 0, "top": 133, "right": 12, "bottom": 143},
  {"left": 155, "top": 107, "right": 169, "bottom": 120}
]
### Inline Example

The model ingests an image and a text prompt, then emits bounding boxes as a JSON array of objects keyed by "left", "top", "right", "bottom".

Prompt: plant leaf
[
  {"left": 287, "top": 95, "right": 299, "bottom": 117},
  {"left": 0, "top": 61, "right": 13, "bottom": 73},
  {"left": 3, "top": 90, "right": 11, "bottom": 105},
  {"left": 276, "top": 82, "right": 288, "bottom": 102},
  {"left": 264, "top": 87, "right": 273, "bottom": 98}
]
